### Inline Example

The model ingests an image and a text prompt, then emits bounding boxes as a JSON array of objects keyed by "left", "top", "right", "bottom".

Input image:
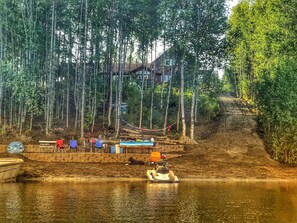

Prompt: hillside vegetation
[{"left": 226, "top": 0, "right": 297, "bottom": 164}]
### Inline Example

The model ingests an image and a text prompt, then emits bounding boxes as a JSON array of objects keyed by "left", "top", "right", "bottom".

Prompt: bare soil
[
  {"left": 3, "top": 95, "right": 297, "bottom": 181},
  {"left": 173, "top": 95, "right": 297, "bottom": 180}
]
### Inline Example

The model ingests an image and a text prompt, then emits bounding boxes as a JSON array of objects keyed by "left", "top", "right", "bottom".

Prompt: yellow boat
[{"left": 0, "top": 158, "right": 24, "bottom": 182}]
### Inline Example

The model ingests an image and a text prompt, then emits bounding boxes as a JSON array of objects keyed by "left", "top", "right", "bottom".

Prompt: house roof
[
  {"left": 112, "top": 63, "right": 152, "bottom": 74},
  {"left": 150, "top": 47, "right": 175, "bottom": 74},
  {"left": 112, "top": 47, "right": 175, "bottom": 75}
]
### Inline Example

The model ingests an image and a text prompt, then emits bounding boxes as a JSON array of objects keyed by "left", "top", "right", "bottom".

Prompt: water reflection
[{"left": 0, "top": 181, "right": 297, "bottom": 222}]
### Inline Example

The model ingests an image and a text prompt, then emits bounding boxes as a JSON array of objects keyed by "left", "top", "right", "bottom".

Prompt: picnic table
[{"left": 38, "top": 140, "right": 56, "bottom": 152}]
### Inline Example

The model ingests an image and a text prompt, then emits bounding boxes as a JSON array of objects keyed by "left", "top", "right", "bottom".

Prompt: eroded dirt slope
[{"left": 172, "top": 95, "right": 297, "bottom": 179}]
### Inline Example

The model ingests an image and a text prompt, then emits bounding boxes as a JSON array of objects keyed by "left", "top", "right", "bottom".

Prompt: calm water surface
[{"left": 0, "top": 180, "right": 297, "bottom": 223}]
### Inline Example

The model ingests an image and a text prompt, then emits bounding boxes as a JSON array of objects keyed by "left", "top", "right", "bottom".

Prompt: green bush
[
  {"left": 255, "top": 60, "right": 297, "bottom": 164},
  {"left": 198, "top": 94, "right": 220, "bottom": 121}
]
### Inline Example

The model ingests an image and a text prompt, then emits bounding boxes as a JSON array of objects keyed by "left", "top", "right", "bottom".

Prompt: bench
[{"left": 38, "top": 141, "right": 56, "bottom": 152}]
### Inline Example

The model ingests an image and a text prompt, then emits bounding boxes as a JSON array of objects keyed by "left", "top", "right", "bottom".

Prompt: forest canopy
[{"left": 0, "top": 0, "right": 227, "bottom": 139}]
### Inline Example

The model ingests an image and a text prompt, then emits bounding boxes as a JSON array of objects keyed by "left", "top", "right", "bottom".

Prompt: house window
[{"left": 162, "top": 75, "right": 171, "bottom": 82}]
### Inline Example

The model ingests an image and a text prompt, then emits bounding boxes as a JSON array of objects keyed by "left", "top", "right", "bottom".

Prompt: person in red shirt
[{"left": 168, "top": 125, "right": 172, "bottom": 133}]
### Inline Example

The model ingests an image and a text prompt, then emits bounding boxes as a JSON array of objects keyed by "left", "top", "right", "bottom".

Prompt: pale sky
[
  {"left": 227, "top": 0, "right": 240, "bottom": 16},
  {"left": 228, "top": 0, "right": 240, "bottom": 8}
]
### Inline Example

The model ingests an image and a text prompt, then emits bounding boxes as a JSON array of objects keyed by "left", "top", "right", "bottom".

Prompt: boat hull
[{"left": 0, "top": 159, "right": 24, "bottom": 182}]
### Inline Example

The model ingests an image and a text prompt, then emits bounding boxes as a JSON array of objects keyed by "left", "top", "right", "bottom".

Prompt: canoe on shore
[
  {"left": 0, "top": 158, "right": 24, "bottom": 182},
  {"left": 119, "top": 141, "right": 154, "bottom": 147}
]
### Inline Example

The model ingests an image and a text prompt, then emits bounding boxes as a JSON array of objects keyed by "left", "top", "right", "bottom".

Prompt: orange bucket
[{"left": 150, "top": 152, "right": 161, "bottom": 163}]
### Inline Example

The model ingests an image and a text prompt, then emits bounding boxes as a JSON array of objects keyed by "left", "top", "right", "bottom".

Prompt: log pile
[{"left": 120, "top": 128, "right": 178, "bottom": 145}]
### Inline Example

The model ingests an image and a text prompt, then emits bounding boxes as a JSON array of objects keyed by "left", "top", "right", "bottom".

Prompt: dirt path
[{"left": 172, "top": 95, "right": 297, "bottom": 179}]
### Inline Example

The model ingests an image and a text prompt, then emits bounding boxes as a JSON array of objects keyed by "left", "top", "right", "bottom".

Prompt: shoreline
[{"left": 17, "top": 175, "right": 297, "bottom": 183}]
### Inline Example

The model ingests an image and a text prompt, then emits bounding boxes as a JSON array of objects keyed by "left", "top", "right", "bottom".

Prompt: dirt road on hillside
[{"left": 172, "top": 95, "right": 297, "bottom": 179}]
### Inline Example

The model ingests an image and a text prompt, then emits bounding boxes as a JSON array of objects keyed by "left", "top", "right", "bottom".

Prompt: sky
[
  {"left": 228, "top": 0, "right": 240, "bottom": 8},
  {"left": 227, "top": 0, "right": 240, "bottom": 16}
]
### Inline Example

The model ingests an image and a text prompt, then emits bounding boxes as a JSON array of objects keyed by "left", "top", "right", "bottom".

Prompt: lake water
[{"left": 0, "top": 180, "right": 297, "bottom": 223}]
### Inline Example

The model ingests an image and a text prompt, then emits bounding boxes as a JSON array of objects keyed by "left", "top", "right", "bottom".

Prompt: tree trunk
[
  {"left": 160, "top": 37, "right": 166, "bottom": 110},
  {"left": 180, "top": 59, "right": 186, "bottom": 136},
  {"left": 107, "top": 31, "right": 116, "bottom": 127},
  {"left": 190, "top": 76, "right": 196, "bottom": 140},
  {"left": 46, "top": 0, "right": 56, "bottom": 135},
  {"left": 107, "top": 64, "right": 113, "bottom": 127},
  {"left": 139, "top": 48, "right": 146, "bottom": 128},
  {"left": 176, "top": 91, "right": 181, "bottom": 132},
  {"left": 66, "top": 47, "right": 70, "bottom": 129},
  {"left": 114, "top": 34, "right": 122, "bottom": 135},
  {"left": 190, "top": 57, "right": 199, "bottom": 139},
  {"left": 115, "top": 36, "right": 127, "bottom": 138},
  {"left": 195, "top": 87, "right": 199, "bottom": 122},
  {"left": 163, "top": 61, "right": 173, "bottom": 135},
  {"left": 80, "top": 0, "right": 88, "bottom": 138},
  {"left": 9, "top": 95, "right": 13, "bottom": 128},
  {"left": 30, "top": 113, "right": 33, "bottom": 131},
  {"left": 91, "top": 61, "right": 98, "bottom": 133},
  {"left": 149, "top": 42, "right": 157, "bottom": 129}
]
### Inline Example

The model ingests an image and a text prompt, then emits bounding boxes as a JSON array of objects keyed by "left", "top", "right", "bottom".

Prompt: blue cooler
[{"left": 110, "top": 146, "right": 116, "bottom": 153}]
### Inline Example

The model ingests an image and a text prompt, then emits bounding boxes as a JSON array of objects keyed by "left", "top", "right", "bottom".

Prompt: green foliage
[
  {"left": 198, "top": 94, "right": 220, "bottom": 121},
  {"left": 228, "top": 0, "right": 297, "bottom": 101},
  {"left": 240, "top": 76, "right": 251, "bottom": 101},
  {"left": 255, "top": 60, "right": 297, "bottom": 164},
  {"left": 271, "top": 125, "right": 297, "bottom": 164},
  {"left": 227, "top": 1, "right": 254, "bottom": 99},
  {"left": 4, "top": 65, "right": 41, "bottom": 113},
  {"left": 222, "top": 68, "right": 236, "bottom": 93},
  {"left": 228, "top": 0, "right": 297, "bottom": 164}
]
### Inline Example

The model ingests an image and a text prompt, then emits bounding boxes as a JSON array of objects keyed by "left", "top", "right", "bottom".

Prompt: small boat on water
[
  {"left": 147, "top": 163, "right": 179, "bottom": 183},
  {"left": 0, "top": 158, "right": 24, "bottom": 182}
]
